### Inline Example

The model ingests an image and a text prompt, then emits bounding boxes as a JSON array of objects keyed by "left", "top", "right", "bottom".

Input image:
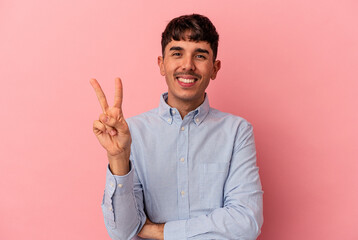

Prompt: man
[{"left": 90, "top": 14, "right": 263, "bottom": 240}]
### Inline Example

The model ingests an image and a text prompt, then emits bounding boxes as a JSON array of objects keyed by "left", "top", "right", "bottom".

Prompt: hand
[
  {"left": 90, "top": 78, "right": 132, "bottom": 175},
  {"left": 138, "top": 219, "right": 164, "bottom": 240}
]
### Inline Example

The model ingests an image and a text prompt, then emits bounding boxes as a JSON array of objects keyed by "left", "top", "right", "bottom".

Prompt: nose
[{"left": 181, "top": 55, "right": 195, "bottom": 71}]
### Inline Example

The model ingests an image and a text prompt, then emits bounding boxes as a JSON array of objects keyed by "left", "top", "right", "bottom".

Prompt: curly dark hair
[{"left": 161, "top": 14, "right": 219, "bottom": 61}]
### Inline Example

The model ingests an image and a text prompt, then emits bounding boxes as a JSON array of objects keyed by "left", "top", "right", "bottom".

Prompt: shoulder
[
  {"left": 208, "top": 107, "right": 253, "bottom": 131},
  {"left": 126, "top": 108, "right": 159, "bottom": 125},
  {"left": 125, "top": 108, "right": 163, "bottom": 136},
  {"left": 208, "top": 108, "right": 256, "bottom": 151}
]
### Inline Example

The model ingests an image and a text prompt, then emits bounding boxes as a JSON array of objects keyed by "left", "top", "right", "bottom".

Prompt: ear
[
  {"left": 211, "top": 60, "right": 221, "bottom": 80},
  {"left": 158, "top": 56, "right": 165, "bottom": 76}
]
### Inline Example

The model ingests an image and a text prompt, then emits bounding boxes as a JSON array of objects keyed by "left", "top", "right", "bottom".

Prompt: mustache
[{"left": 174, "top": 72, "right": 201, "bottom": 79}]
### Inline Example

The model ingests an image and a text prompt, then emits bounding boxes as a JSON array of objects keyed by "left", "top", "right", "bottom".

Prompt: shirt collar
[{"left": 158, "top": 92, "right": 210, "bottom": 126}]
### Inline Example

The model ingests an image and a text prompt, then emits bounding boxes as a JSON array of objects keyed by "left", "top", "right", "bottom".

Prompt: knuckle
[
  {"left": 99, "top": 113, "right": 106, "bottom": 119},
  {"left": 108, "top": 118, "right": 117, "bottom": 126},
  {"left": 93, "top": 120, "right": 104, "bottom": 129},
  {"left": 99, "top": 115, "right": 108, "bottom": 124}
]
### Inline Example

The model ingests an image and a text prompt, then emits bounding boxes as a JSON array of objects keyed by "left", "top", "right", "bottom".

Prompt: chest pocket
[{"left": 200, "top": 162, "right": 229, "bottom": 210}]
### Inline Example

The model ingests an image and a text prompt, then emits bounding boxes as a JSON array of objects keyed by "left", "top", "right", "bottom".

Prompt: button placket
[{"left": 177, "top": 122, "right": 190, "bottom": 219}]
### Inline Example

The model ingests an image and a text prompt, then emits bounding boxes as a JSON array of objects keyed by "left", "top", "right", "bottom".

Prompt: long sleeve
[
  {"left": 163, "top": 124, "right": 263, "bottom": 240},
  {"left": 101, "top": 161, "right": 147, "bottom": 240},
  {"left": 105, "top": 95, "right": 264, "bottom": 240}
]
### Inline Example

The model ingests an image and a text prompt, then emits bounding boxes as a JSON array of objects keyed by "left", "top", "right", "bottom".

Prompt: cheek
[
  {"left": 165, "top": 75, "right": 174, "bottom": 85},
  {"left": 163, "top": 63, "right": 173, "bottom": 74},
  {"left": 200, "top": 63, "right": 214, "bottom": 74}
]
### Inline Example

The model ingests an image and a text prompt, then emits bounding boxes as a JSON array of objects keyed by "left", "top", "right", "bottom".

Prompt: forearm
[
  {"left": 138, "top": 219, "right": 165, "bottom": 240},
  {"left": 164, "top": 197, "right": 263, "bottom": 240},
  {"left": 107, "top": 151, "right": 130, "bottom": 176},
  {"left": 102, "top": 163, "right": 146, "bottom": 240}
]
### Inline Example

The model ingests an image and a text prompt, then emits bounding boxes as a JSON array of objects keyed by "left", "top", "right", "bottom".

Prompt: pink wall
[{"left": 1, "top": 0, "right": 357, "bottom": 239}]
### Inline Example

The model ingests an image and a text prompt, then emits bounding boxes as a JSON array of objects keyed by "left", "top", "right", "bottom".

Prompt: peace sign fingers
[
  {"left": 90, "top": 78, "right": 109, "bottom": 113},
  {"left": 90, "top": 77, "right": 132, "bottom": 173},
  {"left": 113, "top": 77, "right": 123, "bottom": 109}
]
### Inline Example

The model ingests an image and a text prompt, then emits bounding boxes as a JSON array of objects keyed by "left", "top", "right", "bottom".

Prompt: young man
[{"left": 90, "top": 14, "right": 263, "bottom": 240}]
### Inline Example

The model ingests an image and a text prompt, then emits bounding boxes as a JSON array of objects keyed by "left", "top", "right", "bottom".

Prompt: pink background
[{"left": 1, "top": 0, "right": 357, "bottom": 239}]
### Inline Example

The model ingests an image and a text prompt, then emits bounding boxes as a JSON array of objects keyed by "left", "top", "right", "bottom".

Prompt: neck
[{"left": 166, "top": 94, "right": 205, "bottom": 119}]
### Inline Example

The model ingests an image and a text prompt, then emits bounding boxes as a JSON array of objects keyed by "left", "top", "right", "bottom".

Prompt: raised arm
[
  {"left": 90, "top": 77, "right": 131, "bottom": 175},
  {"left": 90, "top": 78, "right": 146, "bottom": 239}
]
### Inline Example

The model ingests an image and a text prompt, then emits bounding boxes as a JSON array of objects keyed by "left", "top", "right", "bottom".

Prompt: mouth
[
  {"left": 177, "top": 77, "right": 197, "bottom": 83},
  {"left": 174, "top": 73, "right": 200, "bottom": 87},
  {"left": 176, "top": 77, "right": 197, "bottom": 87}
]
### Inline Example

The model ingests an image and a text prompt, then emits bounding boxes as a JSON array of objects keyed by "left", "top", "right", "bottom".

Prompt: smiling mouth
[{"left": 177, "top": 77, "right": 197, "bottom": 83}]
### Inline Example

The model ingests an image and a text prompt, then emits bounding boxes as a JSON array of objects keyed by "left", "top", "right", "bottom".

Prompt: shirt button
[
  {"left": 195, "top": 118, "right": 199, "bottom": 123},
  {"left": 180, "top": 157, "right": 185, "bottom": 162},
  {"left": 171, "top": 109, "right": 176, "bottom": 115},
  {"left": 109, "top": 182, "right": 114, "bottom": 187},
  {"left": 109, "top": 207, "right": 113, "bottom": 211},
  {"left": 181, "top": 127, "right": 185, "bottom": 131},
  {"left": 180, "top": 191, "right": 185, "bottom": 196},
  {"left": 167, "top": 118, "right": 171, "bottom": 123},
  {"left": 118, "top": 184, "right": 123, "bottom": 188}
]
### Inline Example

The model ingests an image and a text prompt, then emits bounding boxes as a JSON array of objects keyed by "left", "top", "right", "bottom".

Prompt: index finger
[
  {"left": 113, "top": 77, "right": 123, "bottom": 108},
  {"left": 90, "top": 78, "right": 109, "bottom": 113}
]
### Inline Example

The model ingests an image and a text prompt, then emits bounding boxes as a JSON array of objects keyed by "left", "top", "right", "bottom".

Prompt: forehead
[{"left": 165, "top": 39, "right": 213, "bottom": 54}]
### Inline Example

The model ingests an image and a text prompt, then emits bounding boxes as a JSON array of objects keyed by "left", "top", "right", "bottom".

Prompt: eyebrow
[
  {"left": 169, "top": 46, "right": 210, "bottom": 54},
  {"left": 195, "top": 48, "right": 209, "bottom": 54},
  {"left": 169, "top": 46, "right": 184, "bottom": 51}
]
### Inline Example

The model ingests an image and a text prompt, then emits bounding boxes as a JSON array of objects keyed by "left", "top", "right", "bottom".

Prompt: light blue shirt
[{"left": 101, "top": 93, "right": 263, "bottom": 240}]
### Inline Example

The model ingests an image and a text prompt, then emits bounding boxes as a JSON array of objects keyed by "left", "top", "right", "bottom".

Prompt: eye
[
  {"left": 196, "top": 54, "right": 206, "bottom": 59},
  {"left": 171, "top": 52, "right": 181, "bottom": 57}
]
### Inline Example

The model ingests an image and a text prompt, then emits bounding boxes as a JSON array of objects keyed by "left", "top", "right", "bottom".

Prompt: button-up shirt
[{"left": 101, "top": 93, "right": 263, "bottom": 240}]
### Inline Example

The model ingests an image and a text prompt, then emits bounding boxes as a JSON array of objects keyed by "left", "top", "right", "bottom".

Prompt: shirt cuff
[
  {"left": 164, "top": 220, "right": 187, "bottom": 240},
  {"left": 105, "top": 161, "right": 134, "bottom": 196}
]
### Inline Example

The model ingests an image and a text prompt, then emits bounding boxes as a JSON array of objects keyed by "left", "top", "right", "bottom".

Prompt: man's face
[{"left": 158, "top": 38, "right": 221, "bottom": 108}]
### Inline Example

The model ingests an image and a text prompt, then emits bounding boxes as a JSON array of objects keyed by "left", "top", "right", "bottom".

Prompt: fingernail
[{"left": 110, "top": 130, "right": 117, "bottom": 136}]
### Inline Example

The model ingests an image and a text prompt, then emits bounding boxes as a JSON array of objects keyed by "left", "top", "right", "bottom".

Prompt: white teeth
[{"left": 178, "top": 78, "right": 195, "bottom": 83}]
